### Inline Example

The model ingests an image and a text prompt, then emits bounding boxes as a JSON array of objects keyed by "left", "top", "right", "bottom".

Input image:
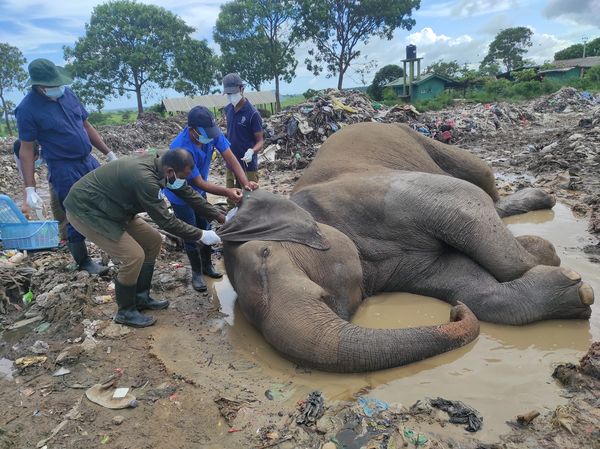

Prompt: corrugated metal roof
[
  {"left": 384, "top": 73, "right": 455, "bottom": 87},
  {"left": 553, "top": 56, "right": 600, "bottom": 68},
  {"left": 162, "top": 91, "right": 276, "bottom": 112},
  {"left": 539, "top": 67, "right": 578, "bottom": 74}
]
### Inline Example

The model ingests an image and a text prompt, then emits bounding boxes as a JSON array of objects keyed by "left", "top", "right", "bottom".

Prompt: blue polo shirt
[
  {"left": 163, "top": 126, "right": 230, "bottom": 206},
  {"left": 224, "top": 99, "right": 263, "bottom": 172},
  {"left": 15, "top": 87, "right": 92, "bottom": 162}
]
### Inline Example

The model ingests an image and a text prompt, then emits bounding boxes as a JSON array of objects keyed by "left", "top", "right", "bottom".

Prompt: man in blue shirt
[
  {"left": 165, "top": 106, "right": 257, "bottom": 291},
  {"left": 15, "top": 59, "right": 116, "bottom": 275},
  {"left": 222, "top": 73, "right": 265, "bottom": 209}
]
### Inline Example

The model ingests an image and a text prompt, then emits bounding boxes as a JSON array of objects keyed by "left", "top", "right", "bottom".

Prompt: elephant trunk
[{"left": 263, "top": 300, "right": 480, "bottom": 373}]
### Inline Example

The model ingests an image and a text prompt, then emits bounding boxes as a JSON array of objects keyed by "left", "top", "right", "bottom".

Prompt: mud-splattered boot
[{"left": 185, "top": 248, "right": 207, "bottom": 292}]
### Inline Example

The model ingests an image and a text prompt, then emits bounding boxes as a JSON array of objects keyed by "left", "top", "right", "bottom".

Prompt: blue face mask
[
  {"left": 43, "top": 86, "right": 65, "bottom": 99},
  {"left": 194, "top": 127, "right": 213, "bottom": 145},
  {"left": 34, "top": 159, "right": 42, "bottom": 169},
  {"left": 166, "top": 174, "right": 186, "bottom": 190}
]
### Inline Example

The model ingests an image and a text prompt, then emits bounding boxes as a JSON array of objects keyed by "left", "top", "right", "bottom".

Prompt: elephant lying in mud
[{"left": 219, "top": 122, "right": 594, "bottom": 373}]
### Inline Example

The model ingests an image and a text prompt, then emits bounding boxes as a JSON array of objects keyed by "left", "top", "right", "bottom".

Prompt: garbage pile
[
  {"left": 263, "top": 89, "right": 419, "bottom": 164},
  {"left": 416, "top": 102, "right": 538, "bottom": 145},
  {"left": 533, "top": 87, "right": 600, "bottom": 113},
  {"left": 99, "top": 112, "right": 185, "bottom": 154}
]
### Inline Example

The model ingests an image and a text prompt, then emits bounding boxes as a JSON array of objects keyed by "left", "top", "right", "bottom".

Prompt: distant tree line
[{"left": 1, "top": 1, "right": 599, "bottom": 124}]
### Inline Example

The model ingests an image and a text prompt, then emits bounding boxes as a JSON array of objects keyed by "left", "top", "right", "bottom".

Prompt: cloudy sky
[{"left": 1, "top": 0, "right": 598, "bottom": 110}]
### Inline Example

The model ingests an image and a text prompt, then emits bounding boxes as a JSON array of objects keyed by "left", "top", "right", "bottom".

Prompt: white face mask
[
  {"left": 43, "top": 86, "right": 65, "bottom": 99},
  {"left": 227, "top": 93, "right": 242, "bottom": 106}
]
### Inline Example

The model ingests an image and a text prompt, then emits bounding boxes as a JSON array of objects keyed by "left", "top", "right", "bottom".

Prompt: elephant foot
[
  {"left": 495, "top": 188, "right": 555, "bottom": 218},
  {"left": 514, "top": 266, "right": 593, "bottom": 322},
  {"left": 516, "top": 235, "right": 561, "bottom": 266}
]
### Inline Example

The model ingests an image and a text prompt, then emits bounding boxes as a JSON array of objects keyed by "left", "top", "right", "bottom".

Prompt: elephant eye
[{"left": 261, "top": 247, "right": 270, "bottom": 258}]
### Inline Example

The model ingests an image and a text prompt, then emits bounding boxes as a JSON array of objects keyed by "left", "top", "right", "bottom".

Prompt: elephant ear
[{"left": 218, "top": 190, "right": 330, "bottom": 250}]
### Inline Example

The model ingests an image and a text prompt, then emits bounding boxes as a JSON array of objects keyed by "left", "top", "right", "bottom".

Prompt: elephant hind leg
[
  {"left": 516, "top": 235, "right": 561, "bottom": 266},
  {"left": 495, "top": 188, "right": 556, "bottom": 217},
  {"left": 410, "top": 251, "right": 593, "bottom": 325}
]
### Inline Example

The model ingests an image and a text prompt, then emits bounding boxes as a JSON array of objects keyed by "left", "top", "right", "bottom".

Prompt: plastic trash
[
  {"left": 22, "top": 289, "right": 34, "bottom": 307},
  {"left": 15, "top": 356, "right": 47, "bottom": 367},
  {"left": 358, "top": 396, "right": 389, "bottom": 417},
  {"left": 86, "top": 383, "right": 137, "bottom": 409}
]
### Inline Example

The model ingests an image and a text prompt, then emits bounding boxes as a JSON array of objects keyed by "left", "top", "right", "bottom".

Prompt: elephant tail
[{"left": 263, "top": 300, "right": 480, "bottom": 373}]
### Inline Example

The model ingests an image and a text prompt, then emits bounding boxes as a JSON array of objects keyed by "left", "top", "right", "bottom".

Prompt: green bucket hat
[{"left": 26, "top": 58, "right": 73, "bottom": 87}]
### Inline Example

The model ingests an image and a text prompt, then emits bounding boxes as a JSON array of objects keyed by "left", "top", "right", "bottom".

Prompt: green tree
[
  {"left": 173, "top": 39, "right": 220, "bottom": 96},
  {"left": 555, "top": 37, "right": 600, "bottom": 60},
  {"left": 367, "top": 64, "right": 403, "bottom": 100},
  {"left": 298, "top": 0, "right": 420, "bottom": 90},
  {"left": 480, "top": 27, "right": 533, "bottom": 72},
  {"left": 584, "top": 64, "right": 600, "bottom": 83},
  {"left": 64, "top": 0, "right": 211, "bottom": 114},
  {"left": 513, "top": 68, "right": 538, "bottom": 82},
  {"left": 425, "top": 60, "right": 461, "bottom": 78},
  {"left": 214, "top": 0, "right": 299, "bottom": 111},
  {"left": 0, "top": 43, "right": 27, "bottom": 135}
]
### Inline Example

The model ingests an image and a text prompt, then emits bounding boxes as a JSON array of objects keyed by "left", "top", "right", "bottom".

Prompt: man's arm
[
  {"left": 19, "top": 140, "right": 37, "bottom": 188},
  {"left": 172, "top": 184, "right": 225, "bottom": 223},
  {"left": 83, "top": 120, "right": 112, "bottom": 156},
  {"left": 222, "top": 149, "right": 257, "bottom": 190},
  {"left": 251, "top": 130, "right": 265, "bottom": 154},
  {"left": 190, "top": 175, "right": 242, "bottom": 204}
]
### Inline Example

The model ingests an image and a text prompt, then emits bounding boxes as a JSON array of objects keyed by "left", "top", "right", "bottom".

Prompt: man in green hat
[{"left": 15, "top": 58, "right": 117, "bottom": 275}]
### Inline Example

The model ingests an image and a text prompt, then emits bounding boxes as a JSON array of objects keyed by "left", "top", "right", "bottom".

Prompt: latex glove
[
  {"left": 25, "top": 187, "right": 44, "bottom": 211},
  {"left": 225, "top": 207, "right": 238, "bottom": 223},
  {"left": 106, "top": 151, "right": 118, "bottom": 162},
  {"left": 199, "top": 230, "right": 221, "bottom": 245},
  {"left": 242, "top": 148, "right": 254, "bottom": 164}
]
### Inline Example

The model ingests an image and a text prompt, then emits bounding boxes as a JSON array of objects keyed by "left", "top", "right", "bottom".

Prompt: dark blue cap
[{"left": 187, "top": 106, "right": 221, "bottom": 139}]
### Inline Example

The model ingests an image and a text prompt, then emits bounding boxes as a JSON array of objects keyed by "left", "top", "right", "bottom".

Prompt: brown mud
[{"left": 1, "top": 89, "right": 599, "bottom": 449}]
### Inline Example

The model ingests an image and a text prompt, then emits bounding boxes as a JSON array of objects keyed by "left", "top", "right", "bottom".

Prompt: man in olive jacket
[{"left": 64, "top": 149, "right": 224, "bottom": 328}]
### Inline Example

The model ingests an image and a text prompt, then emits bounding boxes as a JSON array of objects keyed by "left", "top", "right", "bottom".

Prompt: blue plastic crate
[
  {"left": 0, "top": 194, "right": 28, "bottom": 224},
  {"left": 0, "top": 220, "right": 59, "bottom": 250}
]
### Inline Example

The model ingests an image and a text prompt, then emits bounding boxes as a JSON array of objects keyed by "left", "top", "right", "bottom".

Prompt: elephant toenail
[
  {"left": 561, "top": 268, "right": 581, "bottom": 282},
  {"left": 579, "top": 284, "right": 594, "bottom": 305}
]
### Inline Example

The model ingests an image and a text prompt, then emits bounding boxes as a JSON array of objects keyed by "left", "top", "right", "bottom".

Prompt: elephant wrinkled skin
[{"left": 220, "top": 123, "right": 594, "bottom": 373}]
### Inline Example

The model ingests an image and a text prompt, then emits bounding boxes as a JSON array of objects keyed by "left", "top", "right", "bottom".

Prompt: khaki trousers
[
  {"left": 67, "top": 212, "right": 162, "bottom": 285},
  {"left": 49, "top": 183, "right": 68, "bottom": 241},
  {"left": 225, "top": 169, "right": 259, "bottom": 210}
]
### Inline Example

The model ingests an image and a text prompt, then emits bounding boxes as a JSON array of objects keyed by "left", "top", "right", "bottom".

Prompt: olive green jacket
[{"left": 64, "top": 153, "right": 221, "bottom": 242}]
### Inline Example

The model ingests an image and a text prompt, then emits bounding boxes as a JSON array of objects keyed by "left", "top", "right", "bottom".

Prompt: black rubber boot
[
  {"left": 136, "top": 262, "right": 169, "bottom": 311},
  {"left": 200, "top": 245, "right": 222, "bottom": 279},
  {"left": 67, "top": 240, "right": 109, "bottom": 275},
  {"left": 185, "top": 248, "right": 207, "bottom": 292},
  {"left": 114, "top": 280, "right": 156, "bottom": 328}
]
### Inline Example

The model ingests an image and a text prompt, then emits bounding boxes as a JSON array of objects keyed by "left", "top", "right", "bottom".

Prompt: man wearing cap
[
  {"left": 222, "top": 73, "right": 265, "bottom": 209},
  {"left": 165, "top": 106, "right": 257, "bottom": 291},
  {"left": 15, "top": 58, "right": 116, "bottom": 275},
  {"left": 64, "top": 149, "right": 225, "bottom": 327}
]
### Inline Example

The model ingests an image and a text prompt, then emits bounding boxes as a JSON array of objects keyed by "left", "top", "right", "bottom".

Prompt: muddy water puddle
[{"left": 155, "top": 202, "right": 599, "bottom": 442}]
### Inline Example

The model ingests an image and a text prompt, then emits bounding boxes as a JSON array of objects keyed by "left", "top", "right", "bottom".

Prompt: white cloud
[
  {"left": 418, "top": 0, "right": 521, "bottom": 18},
  {"left": 543, "top": 0, "right": 600, "bottom": 28}
]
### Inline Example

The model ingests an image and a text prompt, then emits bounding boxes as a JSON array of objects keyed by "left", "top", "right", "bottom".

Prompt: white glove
[
  {"left": 199, "top": 230, "right": 221, "bottom": 245},
  {"left": 242, "top": 148, "right": 254, "bottom": 163},
  {"left": 25, "top": 187, "right": 44, "bottom": 211},
  {"left": 225, "top": 207, "right": 238, "bottom": 223},
  {"left": 106, "top": 151, "right": 118, "bottom": 162}
]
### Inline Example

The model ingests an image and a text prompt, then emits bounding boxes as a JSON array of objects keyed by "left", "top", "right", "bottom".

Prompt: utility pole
[{"left": 582, "top": 36, "right": 588, "bottom": 58}]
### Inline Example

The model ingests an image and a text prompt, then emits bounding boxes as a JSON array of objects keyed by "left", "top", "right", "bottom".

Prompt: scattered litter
[
  {"left": 86, "top": 384, "right": 137, "bottom": 409},
  {"left": 34, "top": 322, "right": 51, "bottom": 333},
  {"left": 112, "top": 415, "right": 124, "bottom": 425},
  {"left": 113, "top": 387, "right": 130, "bottom": 399},
  {"left": 36, "top": 396, "right": 82, "bottom": 448},
  {"left": 15, "top": 356, "right": 47, "bottom": 367},
  {"left": 517, "top": 410, "right": 540, "bottom": 425},
  {"left": 357, "top": 396, "right": 389, "bottom": 417},
  {"left": 29, "top": 340, "right": 49, "bottom": 355},
  {"left": 22, "top": 289, "right": 34, "bottom": 306},
  {"left": 8, "top": 315, "right": 43, "bottom": 330},
  {"left": 52, "top": 367, "right": 71, "bottom": 377},
  {"left": 402, "top": 427, "right": 428, "bottom": 446},
  {"left": 430, "top": 397, "right": 483, "bottom": 432},
  {"left": 296, "top": 391, "right": 324, "bottom": 426},
  {"left": 93, "top": 295, "right": 113, "bottom": 305},
  {"left": 100, "top": 435, "right": 110, "bottom": 444}
]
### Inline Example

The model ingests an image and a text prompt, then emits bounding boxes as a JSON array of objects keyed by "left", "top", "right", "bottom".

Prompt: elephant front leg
[
  {"left": 495, "top": 188, "right": 556, "bottom": 218},
  {"left": 409, "top": 251, "right": 593, "bottom": 325}
]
